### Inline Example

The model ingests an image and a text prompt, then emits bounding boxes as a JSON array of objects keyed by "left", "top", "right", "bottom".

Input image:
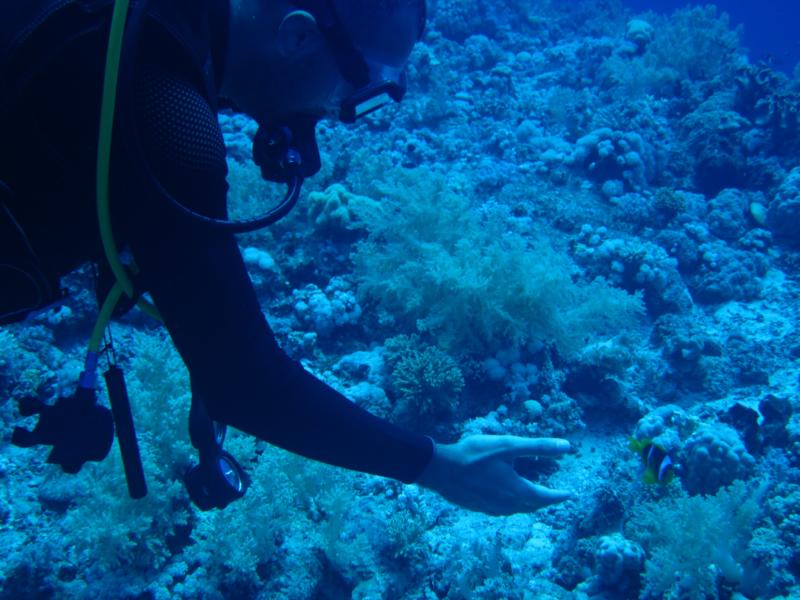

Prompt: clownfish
[{"left": 629, "top": 437, "right": 676, "bottom": 485}]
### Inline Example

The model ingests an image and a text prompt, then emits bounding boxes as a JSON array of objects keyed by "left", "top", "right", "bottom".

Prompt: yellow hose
[
  {"left": 97, "top": 0, "right": 132, "bottom": 298},
  {"left": 89, "top": 281, "right": 124, "bottom": 353},
  {"left": 96, "top": 0, "right": 161, "bottom": 324}
]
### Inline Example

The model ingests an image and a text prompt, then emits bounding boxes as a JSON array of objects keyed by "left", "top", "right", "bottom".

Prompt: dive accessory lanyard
[{"left": 87, "top": 277, "right": 148, "bottom": 499}]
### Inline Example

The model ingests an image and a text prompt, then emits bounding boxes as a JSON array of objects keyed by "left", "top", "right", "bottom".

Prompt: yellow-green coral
[
  {"left": 306, "top": 183, "right": 382, "bottom": 233},
  {"left": 354, "top": 167, "right": 644, "bottom": 357},
  {"left": 385, "top": 335, "right": 464, "bottom": 419}
]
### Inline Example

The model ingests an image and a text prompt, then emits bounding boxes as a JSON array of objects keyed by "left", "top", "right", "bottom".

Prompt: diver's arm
[{"left": 117, "top": 56, "right": 433, "bottom": 483}]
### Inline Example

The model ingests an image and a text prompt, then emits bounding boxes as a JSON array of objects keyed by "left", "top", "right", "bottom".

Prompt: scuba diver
[{"left": 0, "top": 0, "right": 572, "bottom": 516}]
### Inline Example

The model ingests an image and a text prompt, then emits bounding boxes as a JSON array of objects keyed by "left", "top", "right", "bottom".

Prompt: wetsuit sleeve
[{"left": 116, "top": 60, "right": 433, "bottom": 484}]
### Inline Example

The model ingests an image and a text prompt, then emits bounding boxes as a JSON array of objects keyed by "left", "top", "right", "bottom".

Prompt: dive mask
[
  {"left": 338, "top": 61, "right": 407, "bottom": 123},
  {"left": 293, "top": 0, "right": 417, "bottom": 123}
]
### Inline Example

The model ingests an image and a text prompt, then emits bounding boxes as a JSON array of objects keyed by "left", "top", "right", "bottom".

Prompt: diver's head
[
  {"left": 222, "top": 0, "right": 426, "bottom": 125},
  {"left": 321, "top": 0, "right": 427, "bottom": 121}
]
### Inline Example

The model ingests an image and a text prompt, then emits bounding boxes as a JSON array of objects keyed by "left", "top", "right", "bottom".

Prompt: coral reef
[
  {"left": 681, "top": 423, "right": 756, "bottom": 496},
  {"left": 767, "top": 166, "right": 800, "bottom": 244}
]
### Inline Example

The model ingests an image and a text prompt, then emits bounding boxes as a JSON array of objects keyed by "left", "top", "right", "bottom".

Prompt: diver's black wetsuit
[{"left": 0, "top": 1, "right": 433, "bottom": 483}]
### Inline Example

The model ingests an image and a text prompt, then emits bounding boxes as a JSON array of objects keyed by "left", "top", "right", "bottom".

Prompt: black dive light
[{"left": 104, "top": 365, "right": 147, "bottom": 499}]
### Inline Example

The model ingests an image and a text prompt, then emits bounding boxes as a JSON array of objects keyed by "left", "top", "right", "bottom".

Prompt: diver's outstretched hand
[{"left": 416, "top": 434, "right": 572, "bottom": 516}]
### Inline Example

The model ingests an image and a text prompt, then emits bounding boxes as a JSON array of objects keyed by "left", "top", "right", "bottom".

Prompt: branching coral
[
  {"left": 384, "top": 334, "right": 464, "bottom": 423},
  {"left": 626, "top": 481, "right": 763, "bottom": 600},
  {"left": 353, "top": 168, "right": 644, "bottom": 358}
]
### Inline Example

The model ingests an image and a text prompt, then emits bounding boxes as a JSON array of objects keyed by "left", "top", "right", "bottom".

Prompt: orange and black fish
[{"left": 629, "top": 437, "right": 676, "bottom": 485}]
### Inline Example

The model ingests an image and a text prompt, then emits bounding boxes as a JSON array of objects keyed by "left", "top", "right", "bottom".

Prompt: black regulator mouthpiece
[{"left": 253, "top": 114, "right": 322, "bottom": 183}]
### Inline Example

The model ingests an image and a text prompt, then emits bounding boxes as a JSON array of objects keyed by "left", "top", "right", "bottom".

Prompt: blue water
[{"left": 624, "top": 0, "right": 800, "bottom": 71}]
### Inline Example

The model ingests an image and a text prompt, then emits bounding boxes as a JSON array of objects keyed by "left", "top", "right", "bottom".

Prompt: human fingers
[
  {"left": 484, "top": 435, "right": 571, "bottom": 460},
  {"left": 481, "top": 477, "right": 573, "bottom": 515},
  {"left": 517, "top": 480, "right": 573, "bottom": 511}
]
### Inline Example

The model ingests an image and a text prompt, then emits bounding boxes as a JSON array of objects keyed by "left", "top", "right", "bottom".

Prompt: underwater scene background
[{"left": 2, "top": 0, "right": 799, "bottom": 598}]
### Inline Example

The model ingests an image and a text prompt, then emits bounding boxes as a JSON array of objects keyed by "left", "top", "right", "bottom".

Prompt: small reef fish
[{"left": 629, "top": 437, "right": 676, "bottom": 485}]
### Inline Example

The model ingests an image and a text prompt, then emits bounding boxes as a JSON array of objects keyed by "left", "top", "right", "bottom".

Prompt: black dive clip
[
  {"left": 11, "top": 353, "right": 147, "bottom": 499},
  {"left": 11, "top": 383, "right": 113, "bottom": 474},
  {"left": 184, "top": 394, "right": 250, "bottom": 511}
]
